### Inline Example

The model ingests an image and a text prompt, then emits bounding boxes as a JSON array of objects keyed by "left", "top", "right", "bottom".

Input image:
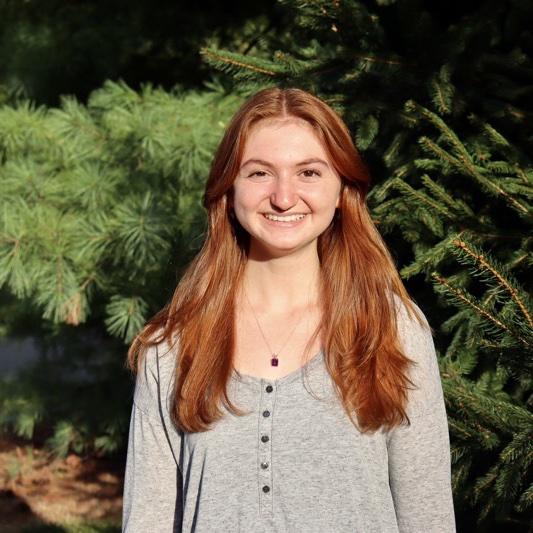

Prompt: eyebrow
[{"left": 239, "top": 158, "right": 330, "bottom": 169}]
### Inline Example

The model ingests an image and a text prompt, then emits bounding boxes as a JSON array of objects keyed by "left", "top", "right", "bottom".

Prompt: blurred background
[{"left": 0, "top": 0, "right": 532, "bottom": 531}]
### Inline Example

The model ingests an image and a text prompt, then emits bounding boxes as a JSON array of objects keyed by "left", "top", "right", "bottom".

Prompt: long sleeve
[
  {"left": 122, "top": 345, "right": 183, "bottom": 533},
  {"left": 387, "top": 306, "right": 456, "bottom": 532}
]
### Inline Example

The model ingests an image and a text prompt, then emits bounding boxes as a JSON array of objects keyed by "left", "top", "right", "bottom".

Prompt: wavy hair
[{"left": 128, "top": 87, "right": 418, "bottom": 433}]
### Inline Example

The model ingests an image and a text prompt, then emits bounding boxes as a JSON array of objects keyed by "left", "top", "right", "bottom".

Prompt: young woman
[{"left": 122, "top": 88, "right": 455, "bottom": 532}]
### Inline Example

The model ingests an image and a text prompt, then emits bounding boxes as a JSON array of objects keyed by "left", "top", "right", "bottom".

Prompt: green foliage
[
  {"left": 379, "top": 108, "right": 533, "bottom": 525},
  {"left": 201, "top": 0, "right": 533, "bottom": 528},
  {"left": 0, "top": 0, "right": 279, "bottom": 105},
  {"left": 0, "top": 82, "right": 244, "bottom": 457},
  {"left": 0, "top": 81, "right": 244, "bottom": 340},
  {"left": 0, "top": 329, "right": 131, "bottom": 458},
  {"left": 3, "top": 446, "right": 36, "bottom": 480}
]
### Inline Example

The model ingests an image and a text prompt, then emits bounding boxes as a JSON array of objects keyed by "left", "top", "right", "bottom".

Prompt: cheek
[
  {"left": 233, "top": 183, "right": 269, "bottom": 211},
  {"left": 325, "top": 185, "right": 342, "bottom": 211},
  {"left": 231, "top": 190, "right": 252, "bottom": 228},
  {"left": 334, "top": 183, "right": 343, "bottom": 209}
]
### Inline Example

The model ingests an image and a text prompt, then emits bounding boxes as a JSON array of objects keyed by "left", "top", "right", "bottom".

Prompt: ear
[{"left": 227, "top": 189, "right": 234, "bottom": 208}]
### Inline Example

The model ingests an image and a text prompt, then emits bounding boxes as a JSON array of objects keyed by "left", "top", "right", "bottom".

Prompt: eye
[
  {"left": 301, "top": 169, "right": 321, "bottom": 178},
  {"left": 248, "top": 170, "right": 268, "bottom": 178}
]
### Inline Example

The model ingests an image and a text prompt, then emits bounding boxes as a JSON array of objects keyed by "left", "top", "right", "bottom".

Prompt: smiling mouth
[{"left": 264, "top": 214, "right": 307, "bottom": 222}]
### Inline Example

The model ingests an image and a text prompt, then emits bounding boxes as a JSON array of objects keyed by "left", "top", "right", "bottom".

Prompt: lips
[{"left": 264, "top": 213, "right": 307, "bottom": 222}]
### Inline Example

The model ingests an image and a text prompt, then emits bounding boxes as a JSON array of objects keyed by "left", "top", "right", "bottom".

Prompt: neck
[{"left": 242, "top": 252, "right": 321, "bottom": 310}]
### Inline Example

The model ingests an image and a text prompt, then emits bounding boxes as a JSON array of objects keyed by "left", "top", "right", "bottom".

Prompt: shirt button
[
  {"left": 261, "top": 435, "right": 269, "bottom": 443},
  {"left": 265, "top": 385, "right": 273, "bottom": 393},
  {"left": 261, "top": 462, "right": 269, "bottom": 469},
  {"left": 263, "top": 410, "right": 270, "bottom": 417},
  {"left": 262, "top": 486, "right": 270, "bottom": 493}
]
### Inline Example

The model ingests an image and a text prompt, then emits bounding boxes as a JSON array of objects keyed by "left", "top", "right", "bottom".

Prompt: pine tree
[
  {"left": 0, "top": 81, "right": 246, "bottom": 455},
  {"left": 201, "top": 0, "right": 533, "bottom": 529},
  {"left": 1, "top": 81, "right": 246, "bottom": 338},
  {"left": 0, "top": 0, "right": 279, "bottom": 105}
]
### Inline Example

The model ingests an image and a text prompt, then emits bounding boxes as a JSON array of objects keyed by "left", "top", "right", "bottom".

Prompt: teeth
[{"left": 265, "top": 214, "right": 306, "bottom": 222}]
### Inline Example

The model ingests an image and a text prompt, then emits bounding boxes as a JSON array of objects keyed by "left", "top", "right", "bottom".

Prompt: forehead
[
  {"left": 243, "top": 118, "right": 326, "bottom": 156},
  {"left": 248, "top": 117, "right": 315, "bottom": 136}
]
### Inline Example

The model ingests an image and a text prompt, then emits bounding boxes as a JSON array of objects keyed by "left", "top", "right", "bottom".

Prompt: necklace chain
[{"left": 243, "top": 288, "right": 304, "bottom": 367}]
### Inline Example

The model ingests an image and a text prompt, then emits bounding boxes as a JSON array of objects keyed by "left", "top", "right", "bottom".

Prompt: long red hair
[{"left": 128, "top": 87, "right": 418, "bottom": 433}]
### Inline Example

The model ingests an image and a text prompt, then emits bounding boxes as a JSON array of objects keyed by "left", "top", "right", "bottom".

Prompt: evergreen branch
[
  {"left": 421, "top": 175, "right": 474, "bottom": 218},
  {"left": 472, "top": 466, "right": 499, "bottom": 504},
  {"left": 79, "top": 272, "right": 96, "bottom": 292},
  {"left": 376, "top": 106, "right": 418, "bottom": 125},
  {"left": 430, "top": 77, "right": 450, "bottom": 114},
  {"left": 61, "top": 272, "right": 96, "bottom": 326},
  {"left": 410, "top": 102, "right": 529, "bottom": 214},
  {"left": 518, "top": 483, "right": 533, "bottom": 511},
  {"left": 56, "top": 255, "right": 63, "bottom": 297},
  {"left": 496, "top": 463, "right": 525, "bottom": 505},
  {"left": 105, "top": 295, "right": 148, "bottom": 342},
  {"left": 418, "top": 137, "right": 464, "bottom": 172},
  {"left": 355, "top": 113, "right": 379, "bottom": 150},
  {"left": 468, "top": 114, "right": 531, "bottom": 186},
  {"left": 352, "top": 53, "right": 406, "bottom": 67},
  {"left": 444, "top": 375, "right": 533, "bottom": 438},
  {"left": 516, "top": 166, "right": 531, "bottom": 186},
  {"left": 407, "top": 101, "right": 474, "bottom": 165},
  {"left": 453, "top": 239, "right": 533, "bottom": 331},
  {"left": 503, "top": 104, "right": 525, "bottom": 121},
  {"left": 357, "top": 101, "right": 418, "bottom": 125},
  {"left": 429, "top": 66, "right": 454, "bottom": 115},
  {"left": 450, "top": 443, "right": 470, "bottom": 463},
  {"left": 508, "top": 253, "right": 530, "bottom": 269},
  {"left": 240, "top": 19, "right": 276, "bottom": 56},
  {"left": 468, "top": 113, "right": 510, "bottom": 149},
  {"left": 381, "top": 135, "right": 404, "bottom": 169},
  {"left": 451, "top": 457, "right": 472, "bottom": 494},
  {"left": 433, "top": 274, "right": 530, "bottom": 347},
  {"left": 0, "top": 236, "right": 31, "bottom": 297},
  {"left": 273, "top": 51, "right": 325, "bottom": 74},
  {"left": 480, "top": 340, "right": 501, "bottom": 350},
  {"left": 71, "top": 119, "right": 104, "bottom": 141},
  {"left": 63, "top": 293, "right": 83, "bottom": 326},
  {"left": 446, "top": 417, "right": 476, "bottom": 440},
  {"left": 421, "top": 136, "right": 529, "bottom": 214},
  {"left": 500, "top": 429, "right": 533, "bottom": 464},
  {"left": 200, "top": 50, "right": 278, "bottom": 77},
  {"left": 400, "top": 237, "right": 459, "bottom": 279},
  {"left": 392, "top": 178, "right": 457, "bottom": 223}
]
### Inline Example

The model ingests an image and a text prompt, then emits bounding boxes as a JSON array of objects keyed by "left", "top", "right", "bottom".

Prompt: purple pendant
[{"left": 271, "top": 356, "right": 279, "bottom": 367}]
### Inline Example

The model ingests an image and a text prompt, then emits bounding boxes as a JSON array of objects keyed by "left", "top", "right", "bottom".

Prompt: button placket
[{"left": 259, "top": 381, "right": 276, "bottom": 514}]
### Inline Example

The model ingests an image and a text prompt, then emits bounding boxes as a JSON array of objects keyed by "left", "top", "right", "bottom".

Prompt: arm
[
  {"left": 122, "top": 345, "right": 183, "bottom": 533},
  {"left": 387, "top": 308, "right": 456, "bottom": 532}
]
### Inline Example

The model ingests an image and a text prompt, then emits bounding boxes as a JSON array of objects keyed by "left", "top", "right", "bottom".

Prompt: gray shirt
[{"left": 122, "top": 307, "right": 455, "bottom": 532}]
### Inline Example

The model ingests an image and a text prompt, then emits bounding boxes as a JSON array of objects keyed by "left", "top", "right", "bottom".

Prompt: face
[{"left": 231, "top": 119, "right": 342, "bottom": 259}]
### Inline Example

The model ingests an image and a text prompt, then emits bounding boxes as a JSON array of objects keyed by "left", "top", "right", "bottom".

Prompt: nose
[{"left": 270, "top": 176, "right": 298, "bottom": 211}]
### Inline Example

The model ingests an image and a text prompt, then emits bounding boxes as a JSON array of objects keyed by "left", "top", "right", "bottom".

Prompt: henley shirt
[{"left": 122, "top": 305, "right": 456, "bottom": 532}]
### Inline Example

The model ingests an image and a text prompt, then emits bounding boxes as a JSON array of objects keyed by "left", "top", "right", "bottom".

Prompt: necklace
[{"left": 243, "top": 288, "right": 304, "bottom": 367}]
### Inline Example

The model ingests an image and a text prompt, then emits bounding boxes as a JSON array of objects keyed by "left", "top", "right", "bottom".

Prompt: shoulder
[
  {"left": 133, "top": 337, "right": 178, "bottom": 420},
  {"left": 395, "top": 299, "right": 434, "bottom": 363},
  {"left": 395, "top": 299, "right": 444, "bottom": 412}
]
